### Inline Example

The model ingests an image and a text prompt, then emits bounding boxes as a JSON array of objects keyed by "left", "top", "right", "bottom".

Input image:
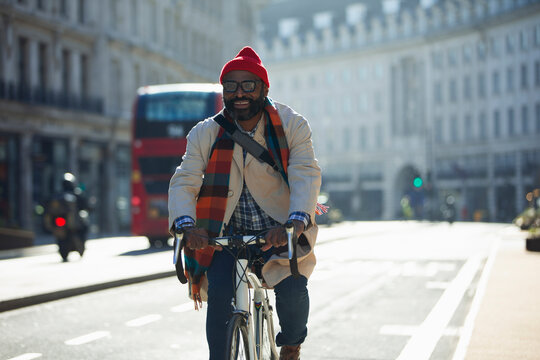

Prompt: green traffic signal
[{"left": 413, "top": 177, "right": 423, "bottom": 188}]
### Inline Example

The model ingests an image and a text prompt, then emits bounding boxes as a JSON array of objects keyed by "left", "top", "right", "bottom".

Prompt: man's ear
[{"left": 263, "top": 84, "right": 269, "bottom": 98}]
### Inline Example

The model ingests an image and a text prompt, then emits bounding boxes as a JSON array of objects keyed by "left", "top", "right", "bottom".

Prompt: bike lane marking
[
  {"left": 65, "top": 331, "right": 110, "bottom": 345},
  {"left": 395, "top": 254, "right": 483, "bottom": 360},
  {"left": 125, "top": 314, "right": 162, "bottom": 327},
  {"left": 6, "top": 354, "right": 42, "bottom": 360},
  {"left": 170, "top": 302, "right": 194, "bottom": 313}
]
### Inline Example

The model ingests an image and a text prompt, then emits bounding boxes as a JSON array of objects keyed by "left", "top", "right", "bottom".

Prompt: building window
[
  {"left": 449, "top": 78, "right": 458, "bottom": 102},
  {"left": 463, "top": 44, "right": 473, "bottom": 64},
  {"left": 463, "top": 75, "right": 472, "bottom": 100},
  {"left": 508, "top": 107, "right": 515, "bottom": 136},
  {"left": 17, "top": 37, "right": 29, "bottom": 88},
  {"left": 374, "top": 64, "right": 384, "bottom": 78},
  {"left": 521, "top": 63, "right": 528, "bottom": 89},
  {"left": 479, "top": 112, "right": 487, "bottom": 140},
  {"left": 110, "top": 59, "right": 121, "bottom": 114},
  {"left": 359, "top": 127, "right": 367, "bottom": 150},
  {"left": 490, "top": 37, "right": 501, "bottom": 57},
  {"left": 478, "top": 72, "right": 486, "bottom": 98},
  {"left": 375, "top": 124, "right": 383, "bottom": 148},
  {"left": 477, "top": 41, "right": 487, "bottom": 61},
  {"left": 38, "top": 43, "right": 48, "bottom": 91},
  {"left": 110, "top": 0, "right": 118, "bottom": 31},
  {"left": 522, "top": 105, "right": 529, "bottom": 134},
  {"left": 81, "top": 54, "right": 89, "bottom": 100},
  {"left": 506, "top": 33, "right": 516, "bottom": 54},
  {"left": 450, "top": 115, "right": 459, "bottom": 142},
  {"left": 131, "top": 0, "right": 138, "bottom": 37},
  {"left": 37, "top": 0, "right": 45, "bottom": 11},
  {"left": 536, "top": 103, "right": 540, "bottom": 133},
  {"left": 435, "top": 116, "right": 443, "bottom": 142},
  {"left": 431, "top": 51, "right": 444, "bottom": 69},
  {"left": 506, "top": 67, "right": 514, "bottom": 93},
  {"left": 520, "top": 30, "right": 529, "bottom": 51},
  {"left": 494, "top": 110, "right": 501, "bottom": 138},
  {"left": 492, "top": 71, "right": 500, "bottom": 95},
  {"left": 78, "top": 0, "right": 85, "bottom": 24},
  {"left": 60, "top": 0, "right": 68, "bottom": 18},
  {"left": 448, "top": 48, "right": 458, "bottom": 67},
  {"left": 61, "top": 49, "right": 70, "bottom": 95},
  {"left": 434, "top": 81, "right": 443, "bottom": 105},
  {"left": 535, "top": 61, "right": 540, "bottom": 87},
  {"left": 343, "top": 128, "right": 350, "bottom": 151},
  {"left": 464, "top": 114, "right": 473, "bottom": 140}
]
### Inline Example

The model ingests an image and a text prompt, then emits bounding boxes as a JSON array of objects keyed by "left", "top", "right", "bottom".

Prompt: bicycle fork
[{"left": 234, "top": 259, "right": 268, "bottom": 360}]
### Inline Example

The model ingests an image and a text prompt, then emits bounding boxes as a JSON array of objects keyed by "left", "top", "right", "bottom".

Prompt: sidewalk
[
  {"left": 0, "top": 236, "right": 175, "bottom": 312},
  {"left": 464, "top": 234, "right": 540, "bottom": 360}
]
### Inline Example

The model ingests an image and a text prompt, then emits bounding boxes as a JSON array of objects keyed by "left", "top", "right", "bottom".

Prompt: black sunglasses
[{"left": 222, "top": 80, "right": 261, "bottom": 93}]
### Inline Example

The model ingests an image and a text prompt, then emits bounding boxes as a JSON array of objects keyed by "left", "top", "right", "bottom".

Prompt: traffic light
[{"left": 413, "top": 176, "right": 423, "bottom": 188}]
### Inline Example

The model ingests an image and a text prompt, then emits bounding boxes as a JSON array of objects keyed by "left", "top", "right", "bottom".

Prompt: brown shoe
[{"left": 279, "top": 344, "right": 301, "bottom": 360}]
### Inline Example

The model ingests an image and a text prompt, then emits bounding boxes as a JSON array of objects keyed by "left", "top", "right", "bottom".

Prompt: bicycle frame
[
  {"left": 173, "top": 223, "right": 298, "bottom": 359},
  {"left": 232, "top": 257, "right": 278, "bottom": 360}
]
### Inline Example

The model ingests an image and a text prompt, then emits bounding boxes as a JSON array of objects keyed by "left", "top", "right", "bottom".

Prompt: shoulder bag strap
[{"left": 213, "top": 113, "right": 280, "bottom": 173}]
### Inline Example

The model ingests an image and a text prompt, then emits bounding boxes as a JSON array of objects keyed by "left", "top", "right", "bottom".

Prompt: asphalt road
[{"left": 0, "top": 221, "right": 511, "bottom": 360}]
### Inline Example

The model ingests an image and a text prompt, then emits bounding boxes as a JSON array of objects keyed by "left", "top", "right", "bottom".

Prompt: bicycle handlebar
[{"left": 172, "top": 221, "right": 301, "bottom": 284}]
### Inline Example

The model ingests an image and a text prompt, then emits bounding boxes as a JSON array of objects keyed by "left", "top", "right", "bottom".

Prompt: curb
[{"left": 0, "top": 270, "right": 175, "bottom": 313}]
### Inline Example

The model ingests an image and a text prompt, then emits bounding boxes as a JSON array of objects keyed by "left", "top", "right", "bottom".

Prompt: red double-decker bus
[{"left": 131, "top": 83, "right": 222, "bottom": 246}]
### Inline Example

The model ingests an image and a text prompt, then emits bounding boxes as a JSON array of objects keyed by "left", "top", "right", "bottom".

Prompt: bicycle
[{"left": 173, "top": 221, "right": 300, "bottom": 360}]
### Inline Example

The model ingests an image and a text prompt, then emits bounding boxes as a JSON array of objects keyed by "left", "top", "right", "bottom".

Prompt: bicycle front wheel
[
  {"left": 259, "top": 305, "right": 278, "bottom": 360},
  {"left": 225, "top": 313, "right": 250, "bottom": 360}
]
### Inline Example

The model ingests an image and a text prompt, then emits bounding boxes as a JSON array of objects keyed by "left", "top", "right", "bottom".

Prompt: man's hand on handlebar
[
  {"left": 262, "top": 219, "right": 304, "bottom": 252},
  {"left": 181, "top": 227, "right": 222, "bottom": 251}
]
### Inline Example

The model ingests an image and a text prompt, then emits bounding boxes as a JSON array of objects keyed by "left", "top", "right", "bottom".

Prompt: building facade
[
  {"left": 258, "top": 0, "right": 540, "bottom": 222},
  {"left": 0, "top": 0, "right": 261, "bottom": 236}
]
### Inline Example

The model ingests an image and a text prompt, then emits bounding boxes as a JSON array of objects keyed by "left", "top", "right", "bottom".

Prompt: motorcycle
[{"left": 44, "top": 186, "right": 89, "bottom": 262}]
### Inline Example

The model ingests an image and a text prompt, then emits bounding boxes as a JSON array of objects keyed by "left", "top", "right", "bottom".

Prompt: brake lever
[
  {"left": 285, "top": 222, "right": 294, "bottom": 260},
  {"left": 285, "top": 220, "right": 300, "bottom": 278},
  {"left": 173, "top": 230, "right": 187, "bottom": 284},
  {"left": 173, "top": 231, "right": 182, "bottom": 265}
]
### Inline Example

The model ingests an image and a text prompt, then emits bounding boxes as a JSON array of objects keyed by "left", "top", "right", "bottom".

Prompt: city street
[{"left": 0, "top": 221, "right": 533, "bottom": 360}]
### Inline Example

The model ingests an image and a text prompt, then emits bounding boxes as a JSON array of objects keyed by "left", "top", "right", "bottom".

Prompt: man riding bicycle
[{"left": 168, "top": 46, "right": 321, "bottom": 360}]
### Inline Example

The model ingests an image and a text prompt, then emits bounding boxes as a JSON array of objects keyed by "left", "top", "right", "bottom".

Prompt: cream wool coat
[{"left": 168, "top": 101, "right": 321, "bottom": 297}]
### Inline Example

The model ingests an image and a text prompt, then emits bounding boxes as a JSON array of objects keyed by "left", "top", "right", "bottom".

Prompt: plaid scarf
[{"left": 184, "top": 98, "right": 289, "bottom": 308}]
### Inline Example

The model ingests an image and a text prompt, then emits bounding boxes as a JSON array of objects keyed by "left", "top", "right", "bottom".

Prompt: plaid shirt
[{"left": 174, "top": 120, "right": 309, "bottom": 232}]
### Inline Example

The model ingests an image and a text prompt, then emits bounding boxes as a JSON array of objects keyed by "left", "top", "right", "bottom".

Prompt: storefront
[
  {"left": 31, "top": 136, "right": 70, "bottom": 233},
  {"left": 0, "top": 133, "right": 20, "bottom": 228}
]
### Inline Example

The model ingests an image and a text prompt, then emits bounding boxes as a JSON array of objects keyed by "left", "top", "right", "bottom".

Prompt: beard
[{"left": 223, "top": 88, "right": 266, "bottom": 121}]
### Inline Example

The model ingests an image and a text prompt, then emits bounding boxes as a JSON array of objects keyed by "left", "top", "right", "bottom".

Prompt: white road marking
[
  {"left": 125, "top": 314, "right": 162, "bottom": 327},
  {"left": 380, "top": 324, "right": 462, "bottom": 337},
  {"left": 6, "top": 354, "right": 42, "bottom": 360},
  {"left": 426, "top": 281, "right": 450, "bottom": 290},
  {"left": 171, "top": 302, "right": 195, "bottom": 313},
  {"left": 65, "top": 331, "right": 110, "bottom": 345},
  {"left": 452, "top": 240, "right": 500, "bottom": 360},
  {"left": 396, "top": 254, "right": 482, "bottom": 360}
]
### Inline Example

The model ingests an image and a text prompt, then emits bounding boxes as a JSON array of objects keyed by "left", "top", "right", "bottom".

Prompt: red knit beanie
[{"left": 219, "top": 46, "right": 270, "bottom": 88}]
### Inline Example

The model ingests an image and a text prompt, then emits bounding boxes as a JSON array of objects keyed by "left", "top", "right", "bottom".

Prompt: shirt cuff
[
  {"left": 174, "top": 216, "right": 195, "bottom": 231},
  {"left": 288, "top": 211, "right": 310, "bottom": 229}
]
